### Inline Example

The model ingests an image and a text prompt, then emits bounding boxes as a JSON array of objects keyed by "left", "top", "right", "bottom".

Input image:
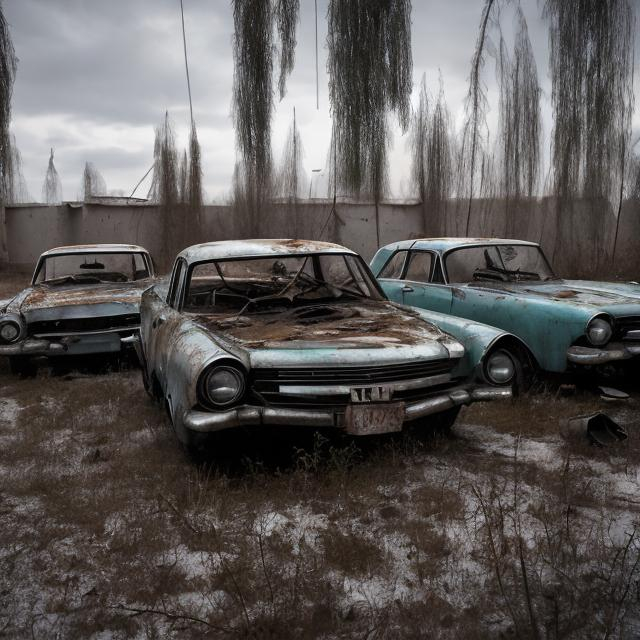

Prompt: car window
[
  {"left": 378, "top": 251, "right": 407, "bottom": 279},
  {"left": 404, "top": 251, "right": 433, "bottom": 283},
  {"left": 34, "top": 252, "right": 148, "bottom": 284},
  {"left": 168, "top": 259, "right": 186, "bottom": 307},
  {"left": 184, "top": 253, "right": 382, "bottom": 312},
  {"left": 497, "top": 245, "right": 554, "bottom": 280},
  {"left": 445, "top": 246, "right": 503, "bottom": 283}
]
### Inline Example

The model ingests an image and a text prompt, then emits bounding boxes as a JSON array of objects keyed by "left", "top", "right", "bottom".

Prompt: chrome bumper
[
  {"left": 567, "top": 342, "right": 640, "bottom": 365},
  {"left": 0, "top": 332, "right": 139, "bottom": 357},
  {"left": 183, "top": 385, "right": 513, "bottom": 434}
]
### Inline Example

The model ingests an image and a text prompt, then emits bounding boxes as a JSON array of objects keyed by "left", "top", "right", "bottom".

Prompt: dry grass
[{"left": 0, "top": 283, "right": 639, "bottom": 637}]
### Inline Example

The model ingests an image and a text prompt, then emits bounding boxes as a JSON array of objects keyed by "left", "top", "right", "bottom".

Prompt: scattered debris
[
  {"left": 598, "top": 386, "right": 630, "bottom": 400},
  {"left": 562, "top": 412, "right": 627, "bottom": 446}
]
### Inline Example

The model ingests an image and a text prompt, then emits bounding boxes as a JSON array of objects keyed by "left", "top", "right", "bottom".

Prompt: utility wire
[{"left": 180, "top": 0, "right": 194, "bottom": 126}]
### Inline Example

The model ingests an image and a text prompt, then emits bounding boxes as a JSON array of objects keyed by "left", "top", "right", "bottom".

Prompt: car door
[{"left": 398, "top": 251, "right": 453, "bottom": 314}]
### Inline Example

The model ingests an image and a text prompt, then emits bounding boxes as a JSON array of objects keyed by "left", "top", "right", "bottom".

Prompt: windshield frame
[
  {"left": 32, "top": 250, "right": 154, "bottom": 286},
  {"left": 176, "top": 251, "right": 388, "bottom": 312},
  {"left": 442, "top": 243, "right": 557, "bottom": 284}
]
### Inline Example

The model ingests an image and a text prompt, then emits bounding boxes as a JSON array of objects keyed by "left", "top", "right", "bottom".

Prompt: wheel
[
  {"left": 9, "top": 356, "right": 37, "bottom": 377},
  {"left": 485, "top": 344, "right": 537, "bottom": 395}
]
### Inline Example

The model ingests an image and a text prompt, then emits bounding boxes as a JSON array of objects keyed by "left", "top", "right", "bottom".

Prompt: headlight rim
[
  {"left": 586, "top": 316, "right": 613, "bottom": 347},
  {"left": 484, "top": 348, "right": 516, "bottom": 385},
  {"left": 0, "top": 314, "right": 25, "bottom": 345},
  {"left": 198, "top": 362, "right": 246, "bottom": 409}
]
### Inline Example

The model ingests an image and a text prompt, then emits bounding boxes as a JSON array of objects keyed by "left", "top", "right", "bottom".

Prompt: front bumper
[
  {"left": 183, "top": 384, "right": 512, "bottom": 434},
  {"left": 567, "top": 342, "right": 640, "bottom": 366},
  {"left": 0, "top": 331, "right": 139, "bottom": 357}
]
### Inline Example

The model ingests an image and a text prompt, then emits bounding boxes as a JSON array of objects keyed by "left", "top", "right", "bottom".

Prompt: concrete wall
[{"left": 3, "top": 198, "right": 639, "bottom": 278}]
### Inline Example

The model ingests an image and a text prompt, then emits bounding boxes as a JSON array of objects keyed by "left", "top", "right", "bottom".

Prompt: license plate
[{"left": 345, "top": 402, "right": 405, "bottom": 435}]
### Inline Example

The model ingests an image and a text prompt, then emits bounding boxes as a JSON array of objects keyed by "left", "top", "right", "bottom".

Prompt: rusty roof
[
  {"left": 40, "top": 244, "right": 150, "bottom": 257},
  {"left": 178, "top": 239, "right": 357, "bottom": 263}
]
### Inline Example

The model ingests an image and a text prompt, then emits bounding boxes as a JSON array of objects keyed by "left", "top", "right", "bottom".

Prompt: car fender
[{"left": 410, "top": 306, "right": 531, "bottom": 379}]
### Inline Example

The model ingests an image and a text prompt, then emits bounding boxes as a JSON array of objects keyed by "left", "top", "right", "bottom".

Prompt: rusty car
[
  {"left": 0, "top": 243, "right": 155, "bottom": 374},
  {"left": 136, "top": 239, "right": 517, "bottom": 452},
  {"left": 371, "top": 238, "right": 640, "bottom": 383}
]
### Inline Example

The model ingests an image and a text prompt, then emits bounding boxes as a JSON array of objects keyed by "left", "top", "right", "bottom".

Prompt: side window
[
  {"left": 378, "top": 251, "right": 407, "bottom": 279},
  {"left": 404, "top": 251, "right": 433, "bottom": 283},
  {"left": 168, "top": 259, "right": 186, "bottom": 308}
]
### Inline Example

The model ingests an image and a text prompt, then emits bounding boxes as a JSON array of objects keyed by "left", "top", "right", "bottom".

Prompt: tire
[
  {"left": 9, "top": 356, "right": 37, "bottom": 377},
  {"left": 487, "top": 344, "right": 536, "bottom": 395}
]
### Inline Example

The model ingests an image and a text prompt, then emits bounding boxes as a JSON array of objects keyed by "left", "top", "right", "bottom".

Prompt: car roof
[
  {"left": 382, "top": 237, "right": 541, "bottom": 252},
  {"left": 41, "top": 243, "right": 149, "bottom": 256},
  {"left": 178, "top": 239, "right": 357, "bottom": 263}
]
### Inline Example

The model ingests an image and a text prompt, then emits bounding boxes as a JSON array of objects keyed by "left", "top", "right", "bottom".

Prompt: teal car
[{"left": 371, "top": 238, "right": 640, "bottom": 384}]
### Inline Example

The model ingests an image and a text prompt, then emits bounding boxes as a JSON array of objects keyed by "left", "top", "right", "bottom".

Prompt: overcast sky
[{"left": 4, "top": 0, "right": 640, "bottom": 203}]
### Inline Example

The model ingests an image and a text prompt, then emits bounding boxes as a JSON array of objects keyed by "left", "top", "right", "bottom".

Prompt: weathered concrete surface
[{"left": 3, "top": 197, "right": 639, "bottom": 278}]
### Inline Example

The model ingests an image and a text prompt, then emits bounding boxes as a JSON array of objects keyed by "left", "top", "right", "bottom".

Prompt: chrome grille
[
  {"left": 30, "top": 313, "right": 140, "bottom": 335},
  {"left": 251, "top": 359, "right": 459, "bottom": 408},
  {"left": 616, "top": 316, "right": 640, "bottom": 340}
]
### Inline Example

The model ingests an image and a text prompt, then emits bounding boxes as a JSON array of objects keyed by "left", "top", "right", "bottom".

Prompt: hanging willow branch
[
  {"left": 409, "top": 73, "right": 453, "bottom": 232},
  {"left": 409, "top": 74, "right": 429, "bottom": 206},
  {"left": 459, "top": 0, "right": 496, "bottom": 235},
  {"left": 42, "top": 148, "right": 62, "bottom": 204},
  {"left": 5, "top": 135, "right": 31, "bottom": 204},
  {"left": 544, "top": 0, "right": 634, "bottom": 205},
  {"left": 0, "top": 4, "right": 16, "bottom": 204},
  {"left": 497, "top": 9, "right": 541, "bottom": 203},
  {"left": 426, "top": 76, "right": 454, "bottom": 222},
  {"left": 187, "top": 123, "right": 203, "bottom": 225},
  {"left": 327, "top": 0, "right": 412, "bottom": 204},
  {"left": 232, "top": 0, "right": 299, "bottom": 233}
]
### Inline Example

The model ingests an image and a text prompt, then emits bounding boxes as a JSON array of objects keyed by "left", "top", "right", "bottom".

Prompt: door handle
[{"left": 401, "top": 285, "right": 414, "bottom": 293}]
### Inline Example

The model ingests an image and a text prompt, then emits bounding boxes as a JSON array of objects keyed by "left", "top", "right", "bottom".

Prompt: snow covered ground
[{"left": 1, "top": 356, "right": 639, "bottom": 638}]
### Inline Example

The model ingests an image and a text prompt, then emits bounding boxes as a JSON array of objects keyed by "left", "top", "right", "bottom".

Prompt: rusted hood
[
  {"left": 190, "top": 301, "right": 462, "bottom": 367},
  {"left": 10, "top": 281, "right": 151, "bottom": 322},
  {"left": 470, "top": 280, "right": 640, "bottom": 308}
]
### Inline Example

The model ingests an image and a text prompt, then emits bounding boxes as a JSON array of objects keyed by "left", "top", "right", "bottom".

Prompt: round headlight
[
  {"left": 485, "top": 349, "right": 515, "bottom": 384},
  {"left": 586, "top": 317, "right": 612, "bottom": 346},
  {"left": 202, "top": 365, "right": 245, "bottom": 407},
  {"left": 0, "top": 320, "right": 20, "bottom": 343}
]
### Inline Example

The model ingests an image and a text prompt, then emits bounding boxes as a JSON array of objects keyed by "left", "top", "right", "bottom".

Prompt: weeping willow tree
[
  {"left": 497, "top": 9, "right": 541, "bottom": 236},
  {"left": 42, "top": 149, "right": 63, "bottom": 204},
  {"left": 187, "top": 123, "right": 203, "bottom": 224},
  {"left": 458, "top": 0, "right": 497, "bottom": 236},
  {"left": 276, "top": 108, "right": 307, "bottom": 236},
  {"left": 327, "top": 0, "right": 412, "bottom": 246},
  {"left": 0, "top": 3, "right": 16, "bottom": 263},
  {"left": 147, "top": 113, "right": 179, "bottom": 267},
  {"left": 409, "top": 74, "right": 454, "bottom": 234},
  {"left": 5, "top": 135, "right": 31, "bottom": 204},
  {"left": 80, "top": 162, "right": 107, "bottom": 201},
  {"left": 410, "top": 75, "right": 429, "bottom": 209},
  {"left": 232, "top": 0, "right": 299, "bottom": 235},
  {"left": 425, "top": 77, "right": 454, "bottom": 234},
  {"left": 178, "top": 150, "right": 188, "bottom": 203}
]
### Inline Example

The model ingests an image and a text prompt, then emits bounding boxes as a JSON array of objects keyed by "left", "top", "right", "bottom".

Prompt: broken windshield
[
  {"left": 445, "top": 245, "right": 555, "bottom": 283},
  {"left": 35, "top": 252, "right": 151, "bottom": 285},
  {"left": 183, "top": 253, "right": 383, "bottom": 312}
]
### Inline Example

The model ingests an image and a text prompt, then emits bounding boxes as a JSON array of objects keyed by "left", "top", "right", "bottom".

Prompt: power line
[{"left": 180, "top": 0, "right": 194, "bottom": 126}]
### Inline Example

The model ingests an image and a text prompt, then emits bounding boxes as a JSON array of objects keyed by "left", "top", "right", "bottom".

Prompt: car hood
[
  {"left": 467, "top": 280, "right": 640, "bottom": 314},
  {"left": 7, "top": 281, "right": 151, "bottom": 322},
  {"left": 189, "top": 300, "right": 464, "bottom": 368}
]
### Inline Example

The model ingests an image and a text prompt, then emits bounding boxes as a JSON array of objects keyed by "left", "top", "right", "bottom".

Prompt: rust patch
[
  {"left": 19, "top": 281, "right": 152, "bottom": 311},
  {"left": 554, "top": 290, "right": 578, "bottom": 299},
  {"left": 190, "top": 301, "right": 446, "bottom": 349}
]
